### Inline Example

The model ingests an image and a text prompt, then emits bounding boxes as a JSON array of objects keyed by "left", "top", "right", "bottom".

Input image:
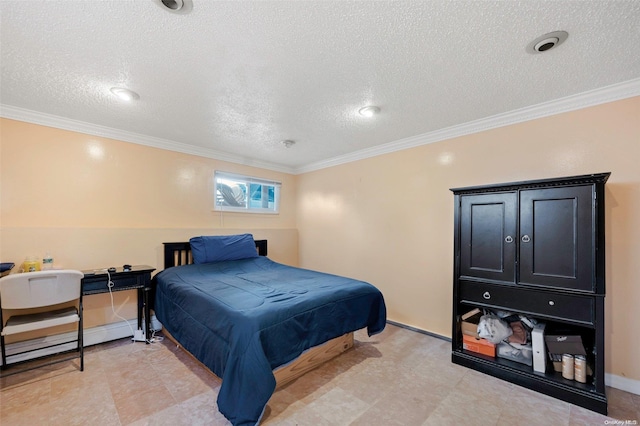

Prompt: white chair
[{"left": 0, "top": 270, "right": 84, "bottom": 374}]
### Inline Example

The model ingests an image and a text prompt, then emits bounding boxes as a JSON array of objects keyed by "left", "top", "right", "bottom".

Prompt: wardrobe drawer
[{"left": 459, "top": 282, "right": 594, "bottom": 326}]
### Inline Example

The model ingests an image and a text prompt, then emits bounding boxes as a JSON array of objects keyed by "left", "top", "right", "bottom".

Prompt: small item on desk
[
  {"left": 123, "top": 264, "right": 132, "bottom": 271},
  {"left": 107, "top": 267, "right": 117, "bottom": 273},
  {"left": 42, "top": 252, "right": 54, "bottom": 270},
  {"left": 22, "top": 256, "right": 41, "bottom": 272}
]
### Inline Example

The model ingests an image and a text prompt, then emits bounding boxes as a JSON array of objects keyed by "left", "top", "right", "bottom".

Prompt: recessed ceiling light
[
  {"left": 281, "top": 140, "right": 296, "bottom": 148},
  {"left": 153, "top": 0, "right": 193, "bottom": 14},
  {"left": 161, "top": 0, "right": 184, "bottom": 10},
  {"left": 110, "top": 87, "right": 139, "bottom": 102},
  {"left": 526, "top": 31, "right": 569, "bottom": 54},
  {"left": 358, "top": 106, "right": 380, "bottom": 117}
]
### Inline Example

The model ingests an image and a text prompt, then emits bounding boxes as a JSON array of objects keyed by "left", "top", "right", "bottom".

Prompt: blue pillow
[{"left": 190, "top": 234, "right": 259, "bottom": 264}]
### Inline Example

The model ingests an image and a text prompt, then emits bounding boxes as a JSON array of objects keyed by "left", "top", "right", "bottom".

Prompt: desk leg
[
  {"left": 136, "top": 287, "right": 143, "bottom": 332},
  {"left": 144, "top": 287, "right": 151, "bottom": 344}
]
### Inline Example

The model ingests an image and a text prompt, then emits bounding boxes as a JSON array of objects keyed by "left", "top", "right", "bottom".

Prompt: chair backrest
[{"left": 0, "top": 270, "right": 83, "bottom": 310}]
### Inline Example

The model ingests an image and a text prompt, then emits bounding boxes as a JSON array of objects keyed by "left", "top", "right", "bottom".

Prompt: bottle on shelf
[{"left": 42, "top": 252, "right": 54, "bottom": 270}]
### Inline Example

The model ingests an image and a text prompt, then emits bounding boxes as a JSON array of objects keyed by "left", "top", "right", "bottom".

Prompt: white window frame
[{"left": 213, "top": 171, "right": 281, "bottom": 214}]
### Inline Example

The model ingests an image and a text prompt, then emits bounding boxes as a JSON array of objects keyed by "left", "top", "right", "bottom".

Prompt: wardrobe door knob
[
  {"left": 505, "top": 236, "right": 514, "bottom": 243},
  {"left": 483, "top": 291, "right": 491, "bottom": 300},
  {"left": 521, "top": 235, "right": 531, "bottom": 243}
]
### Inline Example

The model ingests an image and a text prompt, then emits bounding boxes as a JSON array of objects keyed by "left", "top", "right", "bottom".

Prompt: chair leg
[
  {"left": 1, "top": 309, "right": 5, "bottom": 370},
  {"left": 1, "top": 334, "right": 7, "bottom": 370},
  {"left": 78, "top": 303, "right": 84, "bottom": 372}
]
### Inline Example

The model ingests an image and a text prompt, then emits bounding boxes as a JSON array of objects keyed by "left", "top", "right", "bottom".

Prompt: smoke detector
[
  {"left": 153, "top": 0, "right": 193, "bottom": 14},
  {"left": 527, "top": 31, "right": 569, "bottom": 54}
]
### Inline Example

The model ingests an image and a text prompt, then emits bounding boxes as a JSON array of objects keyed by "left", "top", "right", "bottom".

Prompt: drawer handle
[
  {"left": 521, "top": 235, "right": 531, "bottom": 243},
  {"left": 483, "top": 291, "right": 491, "bottom": 300},
  {"left": 505, "top": 236, "right": 513, "bottom": 243},
  {"left": 548, "top": 300, "right": 555, "bottom": 306}
]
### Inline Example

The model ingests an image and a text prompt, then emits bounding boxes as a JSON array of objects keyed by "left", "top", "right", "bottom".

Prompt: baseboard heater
[{"left": 1, "top": 315, "right": 162, "bottom": 367}]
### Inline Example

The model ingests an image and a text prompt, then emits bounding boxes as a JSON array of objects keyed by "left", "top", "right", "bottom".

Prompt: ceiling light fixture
[
  {"left": 358, "top": 106, "right": 380, "bottom": 117},
  {"left": 161, "top": 0, "right": 184, "bottom": 11},
  {"left": 153, "top": 0, "right": 193, "bottom": 14},
  {"left": 110, "top": 87, "right": 140, "bottom": 102},
  {"left": 281, "top": 140, "right": 296, "bottom": 148},
  {"left": 526, "top": 31, "right": 569, "bottom": 54}
]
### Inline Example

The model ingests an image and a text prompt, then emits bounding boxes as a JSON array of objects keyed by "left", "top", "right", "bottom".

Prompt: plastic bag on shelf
[
  {"left": 477, "top": 314, "right": 512, "bottom": 344},
  {"left": 497, "top": 341, "right": 533, "bottom": 366}
]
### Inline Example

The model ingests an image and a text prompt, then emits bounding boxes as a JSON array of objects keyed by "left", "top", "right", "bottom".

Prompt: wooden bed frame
[{"left": 161, "top": 241, "right": 354, "bottom": 389}]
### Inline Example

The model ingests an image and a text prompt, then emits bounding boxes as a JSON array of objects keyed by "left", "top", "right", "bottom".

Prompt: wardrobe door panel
[
  {"left": 519, "top": 186, "right": 594, "bottom": 292},
  {"left": 460, "top": 192, "right": 517, "bottom": 283}
]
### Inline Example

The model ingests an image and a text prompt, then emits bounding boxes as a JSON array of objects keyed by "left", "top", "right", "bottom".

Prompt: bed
[{"left": 152, "top": 234, "right": 386, "bottom": 426}]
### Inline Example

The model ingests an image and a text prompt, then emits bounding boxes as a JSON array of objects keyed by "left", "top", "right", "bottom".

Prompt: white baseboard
[
  {"left": 606, "top": 373, "right": 640, "bottom": 396},
  {"left": 1, "top": 315, "right": 163, "bottom": 366}
]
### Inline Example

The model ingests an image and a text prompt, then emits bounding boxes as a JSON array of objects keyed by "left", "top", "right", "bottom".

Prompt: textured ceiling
[{"left": 1, "top": 0, "right": 639, "bottom": 173}]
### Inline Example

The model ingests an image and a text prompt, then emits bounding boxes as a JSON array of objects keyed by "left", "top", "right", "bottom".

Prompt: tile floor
[{"left": 1, "top": 324, "right": 639, "bottom": 425}]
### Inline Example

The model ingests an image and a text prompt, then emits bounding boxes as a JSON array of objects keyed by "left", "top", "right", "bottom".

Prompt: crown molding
[
  {"left": 294, "top": 77, "right": 640, "bottom": 174},
  {"left": 0, "top": 105, "right": 296, "bottom": 174},
  {"left": 2, "top": 77, "right": 639, "bottom": 176}
]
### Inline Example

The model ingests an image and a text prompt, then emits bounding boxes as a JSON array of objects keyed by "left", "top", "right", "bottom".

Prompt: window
[{"left": 214, "top": 171, "right": 281, "bottom": 214}]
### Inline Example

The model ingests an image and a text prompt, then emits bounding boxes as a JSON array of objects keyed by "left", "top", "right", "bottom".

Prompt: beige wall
[
  {"left": 2, "top": 97, "right": 639, "bottom": 381},
  {"left": 0, "top": 119, "right": 298, "bottom": 337},
  {"left": 296, "top": 96, "right": 640, "bottom": 381}
]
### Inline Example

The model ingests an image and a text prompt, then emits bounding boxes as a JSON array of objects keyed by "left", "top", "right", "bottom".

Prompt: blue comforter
[{"left": 152, "top": 257, "right": 386, "bottom": 426}]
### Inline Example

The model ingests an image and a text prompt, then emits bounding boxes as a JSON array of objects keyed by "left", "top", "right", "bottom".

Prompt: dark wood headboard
[{"left": 163, "top": 240, "right": 268, "bottom": 269}]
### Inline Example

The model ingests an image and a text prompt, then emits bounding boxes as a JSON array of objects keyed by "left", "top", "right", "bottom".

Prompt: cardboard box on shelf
[
  {"left": 463, "top": 334, "right": 496, "bottom": 357},
  {"left": 461, "top": 308, "right": 482, "bottom": 339},
  {"left": 544, "top": 334, "right": 586, "bottom": 373}
]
